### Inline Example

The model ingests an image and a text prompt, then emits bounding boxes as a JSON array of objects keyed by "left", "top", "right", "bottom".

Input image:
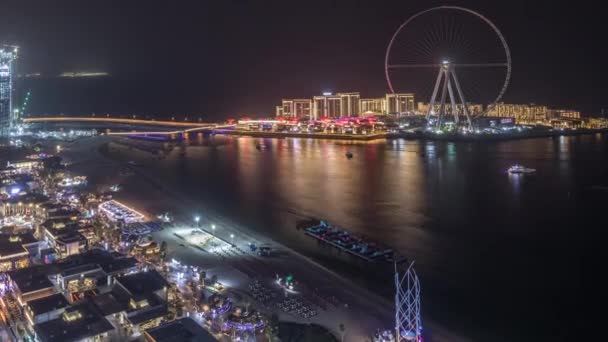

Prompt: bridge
[{"left": 23, "top": 117, "right": 235, "bottom": 136}]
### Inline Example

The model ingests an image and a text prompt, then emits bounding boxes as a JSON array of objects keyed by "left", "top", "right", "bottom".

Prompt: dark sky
[{"left": 1, "top": 0, "right": 606, "bottom": 118}]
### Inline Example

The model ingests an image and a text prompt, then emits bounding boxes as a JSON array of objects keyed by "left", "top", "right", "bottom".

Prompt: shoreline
[
  {"left": 217, "top": 127, "right": 608, "bottom": 142},
  {"left": 87, "top": 138, "right": 470, "bottom": 341}
]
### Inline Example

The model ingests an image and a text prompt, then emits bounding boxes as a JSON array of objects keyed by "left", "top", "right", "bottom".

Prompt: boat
[
  {"left": 299, "top": 220, "right": 395, "bottom": 262},
  {"left": 345, "top": 151, "right": 353, "bottom": 159},
  {"left": 508, "top": 164, "right": 536, "bottom": 174}
]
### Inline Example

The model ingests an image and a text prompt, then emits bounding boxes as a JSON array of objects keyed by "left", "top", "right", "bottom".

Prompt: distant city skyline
[{"left": 2, "top": 1, "right": 607, "bottom": 118}]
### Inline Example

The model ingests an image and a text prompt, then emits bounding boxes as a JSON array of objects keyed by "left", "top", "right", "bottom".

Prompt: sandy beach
[{"left": 59, "top": 135, "right": 470, "bottom": 342}]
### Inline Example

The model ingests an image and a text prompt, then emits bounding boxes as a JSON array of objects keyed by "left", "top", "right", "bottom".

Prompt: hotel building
[{"left": 280, "top": 92, "right": 414, "bottom": 119}]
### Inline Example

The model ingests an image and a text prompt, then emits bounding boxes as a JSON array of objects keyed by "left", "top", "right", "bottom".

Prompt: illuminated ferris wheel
[{"left": 384, "top": 6, "right": 511, "bottom": 130}]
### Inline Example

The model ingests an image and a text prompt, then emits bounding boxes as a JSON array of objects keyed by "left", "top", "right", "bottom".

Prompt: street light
[
  {"left": 211, "top": 224, "right": 216, "bottom": 238},
  {"left": 230, "top": 234, "right": 234, "bottom": 246},
  {"left": 194, "top": 216, "right": 200, "bottom": 228}
]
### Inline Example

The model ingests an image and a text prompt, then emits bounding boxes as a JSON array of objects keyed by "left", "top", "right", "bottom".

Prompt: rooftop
[
  {"left": 56, "top": 248, "right": 137, "bottom": 275},
  {"left": 91, "top": 291, "right": 128, "bottom": 316},
  {"left": 144, "top": 317, "right": 217, "bottom": 342},
  {"left": 27, "top": 293, "right": 70, "bottom": 316},
  {"left": 127, "top": 304, "right": 168, "bottom": 325},
  {"left": 116, "top": 269, "right": 168, "bottom": 298},
  {"left": 46, "top": 208, "right": 81, "bottom": 218},
  {"left": 0, "top": 233, "right": 38, "bottom": 257},
  {"left": 39, "top": 202, "right": 64, "bottom": 210},
  {"left": 8, "top": 249, "right": 137, "bottom": 281},
  {"left": 60, "top": 263, "right": 103, "bottom": 278},
  {"left": 6, "top": 193, "right": 49, "bottom": 204},
  {"left": 34, "top": 301, "right": 114, "bottom": 342},
  {"left": 55, "top": 230, "right": 87, "bottom": 245},
  {"left": 8, "top": 266, "right": 54, "bottom": 294}
]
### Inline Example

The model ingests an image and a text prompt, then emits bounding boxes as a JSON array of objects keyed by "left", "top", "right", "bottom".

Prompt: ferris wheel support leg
[
  {"left": 426, "top": 68, "right": 444, "bottom": 122},
  {"left": 437, "top": 69, "right": 449, "bottom": 129},
  {"left": 447, "top": 78, "right": 459, "bottom": 125},
  {"left": 450, "top": 68, "right": 473, "bottom": 130}
]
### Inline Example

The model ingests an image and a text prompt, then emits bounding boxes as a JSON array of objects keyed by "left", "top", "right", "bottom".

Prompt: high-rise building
[
  {"left": 278, "top": 92, "right": 415, "bottom": 119},
  {"left": 281, "top": 99, "right": 311, "bottom": 119},
  {"left": 338, "top": 92, "right": 360, "bottom": 117},
  {"left": 417, "top": 102, "right": 483, "bottom": 117},
  {"left": 553, "top": 109, "right": 581, "bottom": 119},
  {"left": 360, "top": 98, "right": 386, "bottom": 114},
  {"left": 312, "top": 93, "right": 342, "bottom": 119},
  {"left": 0, "top": 46, "right": 18, "bottom": 134},
  {"left": 486, "top": 103, "right": 550, "bottom": 123},
  {"left": 386, "top": 93, "right": 415, "bottom": 114}
]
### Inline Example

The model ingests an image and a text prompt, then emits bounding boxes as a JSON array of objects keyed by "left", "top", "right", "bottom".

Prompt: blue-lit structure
[
  {"left": 0, "top": 45, "right": 18, "bottom": 135},
  {"left": 395, "top": 260, "right": 422, "bottom": 341}
]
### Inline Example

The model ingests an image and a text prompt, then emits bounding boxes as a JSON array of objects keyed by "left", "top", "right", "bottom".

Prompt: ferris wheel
[{"left": 384, "top": 6, "right": 511, "bottom": 130}]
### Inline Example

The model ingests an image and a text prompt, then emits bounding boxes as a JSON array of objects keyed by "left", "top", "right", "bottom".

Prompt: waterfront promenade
[{"left": 222, "top": 127, "right": 608, "bottom": 142}]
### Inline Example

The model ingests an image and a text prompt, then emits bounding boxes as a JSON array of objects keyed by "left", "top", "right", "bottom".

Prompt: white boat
[{"left": 508, "top": 164, "right": 536, "bottom": 174}]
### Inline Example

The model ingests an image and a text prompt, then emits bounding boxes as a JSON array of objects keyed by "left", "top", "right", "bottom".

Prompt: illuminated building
[
  {"left": 312, "top": 92, "right": 360, "bottom": 118},
  {"left": 7, "top": 267, "right": 56, "bottom": 304},
  {"left": 586, "top": 117, "right": 608, "bottom": 129},
  {"left": 339, "top": 92, "right": 360, "bottom": 117},
  {"left": 34, "top": 301, "right": 114, "bottom": 342},
  {"left": 281, "top": 99, "right": 312, "bottom": 119},
  {"left": 1, "top": 194, "right": 49, "bottom": 217},
  {"left": 144, "top": 317, "right": 217, "bottom": 342},
  {"left": 0, "top": 233, "right": 39, "bottom": 272},
  {"left": 98, "top": 200, "right": 145, "bottom": 224},
  {"left": 553, "top": 109, "right": 581, "bottom": 119},
  {"left": 485, "top": 103, "right": 550, "bottom": 124},
  {"left": 417, "top": 103, "right": 483, "bottom": 117},
  {"left": 25, "top": 293, "right": 70, "bottom": 326},
  {"left": 281, "top": 92, "right": 413, "bottom": 118},
  {"left": 547, "top": 109, "right": 583, "bottom": 128},
  {"left": 313, "top": 93, "right": 342, "bottom": 119},
  {"left": 386, "top": 93, "right": 415, "bottom": 114},
  {"left": 360, "top": 98, "right": 386, "bottom": 114},
  {"left": 112, "top": 270, "right": 169, "bottom": 333},
  {"left": 0, "top": 45, "right": 18, "bottom": 134},
  {"left": 42, "top": 220, "right": 88, "bottom": 259},
  {"left": 57, "top": 263, "right": 108, "bottom": 302}
]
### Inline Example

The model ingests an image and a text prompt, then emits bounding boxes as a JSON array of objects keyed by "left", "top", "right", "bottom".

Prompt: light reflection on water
[{"left": 104, "top": 134, "right": 607, "bottom": 341}]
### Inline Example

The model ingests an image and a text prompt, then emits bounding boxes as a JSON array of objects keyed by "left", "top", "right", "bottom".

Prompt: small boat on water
[
  {"left": 345, "top": 151, "right": 353, "bottom": 159},
  {"left": 508, "top": 164, "right": 536, "bottom": 174}
]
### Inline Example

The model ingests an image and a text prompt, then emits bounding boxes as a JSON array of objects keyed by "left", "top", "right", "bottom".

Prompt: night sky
[{"left": 1, "top": 0, "right": 606, "bottom": 119}]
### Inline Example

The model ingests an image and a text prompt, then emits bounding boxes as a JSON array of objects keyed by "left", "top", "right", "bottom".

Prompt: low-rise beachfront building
[
  {"left": 57, "top": 263, "right": 109, "bottom": 303},
  {"left": 1, "top": 193, "right": 49, "bottom": 217},
  {"left": 7, "top": 266, "right": 57, "bottom": 305},
  {"left": 144, "top": 317, "right": 217, "bottom": 342},
  {"left": 33, "top": 300, "right": 115, "bottom": 342},
  {"left": 54, "top": 230, "right": 88, "bottom": 258},
  {"left": 43, "top": 221, "right": 88, "bottom": 259},
  {"left": 6, "top": 249, "right": 138, "bottom": 306},
  {"left": 112, "top": 270, "right": 170, "bottom": 334},
  {"left": 24, "top": 292, "right": 70, "bottom": 326},
  {"left": 1, "top": 160, "right": 43, "bottom": 177},
  {"left": 98, "top": 200, "right": 145, "bottom": 224},
  {"left": 0, "top": 233, "right": 40, "bottom": 271}
]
